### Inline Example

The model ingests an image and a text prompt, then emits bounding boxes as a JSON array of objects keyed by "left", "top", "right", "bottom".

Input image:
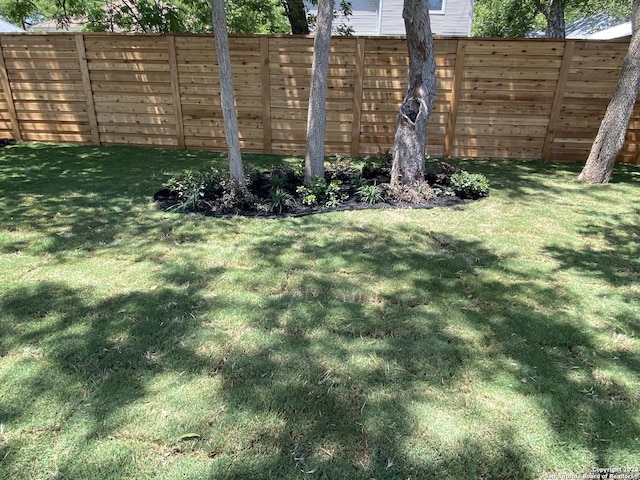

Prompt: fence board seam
[
  {"left": 0, "top": 37, "right": 21, "bottom": 141},
  {"left": 167, "top": 35, "right": 186, "bottom": 149},
  {"left": 75, "top": 34, "right": 101, "bottom": 145},
  {"left": 543, "top": 40, "right": 575, "bottom": 162},
  {"left": 351, "top": 38, "right": 366, "bottom": 157},
  {"left": 261, "top": 36, "right": 272, "bottom": 154},
  {"left": 444, "top": 39, "right": 466, "bottom": 157}
]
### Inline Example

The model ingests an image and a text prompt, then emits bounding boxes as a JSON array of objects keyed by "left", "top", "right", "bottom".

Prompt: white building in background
[
  {"left": 0, "top": 15, "right": 25, "bottom": 32},
  {"left": 307, "top": 0, "right": 475, "bottom": 36},
  {"left": 586, "top": 22, "right": 631, "bottom": 39},
  {"left": 567, "top": 14, "right": 631, "bottom": 40}
]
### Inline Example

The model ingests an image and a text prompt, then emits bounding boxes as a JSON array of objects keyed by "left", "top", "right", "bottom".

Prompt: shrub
[
  {"left": 449, "top": 171, "right": 490, "bottom": 199},
  {"left": 425, "top": 162, "right": 460, "bottom": 187},
  {"left": 349, "top": 175, "right": 367, "bottom": 190},
  {"left": 326, "top": 154, "right": 360, "bottom": 182},
  {"left": 269, "top": 171, "right": 288, "bottom": 190},
  {"left": 163, "top": 168, "right": 259, "bottom": 212},
  {"left": 362, "top": 148, "right": 393, "bottom": 179},
  {"left": 163, "top": 169, "right": 225, "bottom": 212},
  {"left": 296, "top": 176, "right": 347, "bottom": 207},
  {"left": 219, "top": 179, "right": 257, "bottom": 210},
  {"left": 387, "top": 181, "right": 435, "bottom": 204},
  {"left": 357, "top": 183, "right": 384, "bottom": 204},
  {"left": 268, "top": 188, "right": 295, "bottom": 213},
  {"left": 268, "top": 166, "right": 300, "bottom": 192}
]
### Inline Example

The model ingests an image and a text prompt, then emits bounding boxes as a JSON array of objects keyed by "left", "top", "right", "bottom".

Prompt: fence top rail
[{"left": 0, "top": 32, "right": 632, "bottom": 45}]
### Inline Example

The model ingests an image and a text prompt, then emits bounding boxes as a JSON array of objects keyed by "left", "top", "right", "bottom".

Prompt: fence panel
[
  {"left": 552, "top": 40, "right": 626, "bottom": 162},
  {"left": 0, "top": 33, "right": 636, "bottom": 164},
  {"left": 454, "top": 40, "right": 565, "bottom": 159},
  {"left": 84, "top": 34, "right": 177, "bottom": 147},
  {"left": 1, "top": 35, "right": 92, "bottom": 143}
]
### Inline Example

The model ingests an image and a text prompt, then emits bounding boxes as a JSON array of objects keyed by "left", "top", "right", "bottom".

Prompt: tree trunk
[
  {"left": 578, "top": 0, "right": 640, "bottom": 184},
  {"left": 282, "top": 0, "right": 310, "bottom": 34},
  {"left": 210, "top": 0, "right": 244, "bottom": 184},
  {"left": 391, "top": 0, "right": 436, "bottom": 186},
  {"left": 304, "top": 0, "right": 333, "bottom": 182},
  {"left": 545, "top": 0, "right": 565, "bottom": 38},
  {"left": 532, "top": 0, "right": 566, "bottom": 38}
]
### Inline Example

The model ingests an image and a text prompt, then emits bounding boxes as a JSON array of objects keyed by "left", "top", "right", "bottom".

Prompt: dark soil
[{"left": 153, "top": 190, "right": 473, "bottom": 218}]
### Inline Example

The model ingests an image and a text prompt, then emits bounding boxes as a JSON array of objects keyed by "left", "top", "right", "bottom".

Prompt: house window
[{"left": 428, "top": 0, "right": 445, "bottom": 13}]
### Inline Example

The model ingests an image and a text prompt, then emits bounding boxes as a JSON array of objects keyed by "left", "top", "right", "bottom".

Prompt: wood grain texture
[{"left": 0, "top": 33, "right": 635, "bottom": 162}]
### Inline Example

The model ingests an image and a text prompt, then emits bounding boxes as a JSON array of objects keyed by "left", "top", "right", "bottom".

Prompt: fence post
[
  {"left": 260, "top": 36, "right": 272, "bottom": 154},
  {"left": 75, "top": 34, "right": 100, "bottom": 145},
  {"left": 351, "top": 37, "right": 366, "bottom": 157},
  {"left": 167, "top": 35, "right": 186, "bottom": 149},
  {"left": 542, "top": 40, "right": 575, "bottom": 162},
  {"left": 0, "top": 37, "right": 21, "bottom": 141},
  {"left": 444, "top": 39, "right": 466, "bottom": 158}
]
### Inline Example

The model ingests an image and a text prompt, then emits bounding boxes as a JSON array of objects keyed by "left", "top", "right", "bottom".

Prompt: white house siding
[
  {"left": 427, "top": 0, "right": 474, "bottom": 36},
  {"left": 346, "top": 0, "right": 380, "bottom": 35},
  {"left": 307, "top": 0, "right": 474, "bottom": 36}
]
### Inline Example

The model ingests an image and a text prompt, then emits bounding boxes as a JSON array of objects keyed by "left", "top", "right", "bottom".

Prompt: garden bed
[{"left": 153, "top": 154, "right": 490, "bottom": 217}]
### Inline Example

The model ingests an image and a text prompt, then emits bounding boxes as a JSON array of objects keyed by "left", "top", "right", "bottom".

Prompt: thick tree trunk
[
  {"left": 282, "top": 0, "right": 310, "bottom": 34},
  {"left": 578, "top": 0, "right": 640, "bottom": 183},
  {"left": 391, "top": 0, "right": 436, "bottom": 186},
  {"left": 532, "top": 0, "right": 566, "bottom": 38},
  {"left": 211, "top": 0, "right": 244, "bottom": 183},
  {"left": 304, "top": 0, "right": 333, "bottom": 181},
  {"left": 545, "top": 0, "right": 565, "bottom": 38}
]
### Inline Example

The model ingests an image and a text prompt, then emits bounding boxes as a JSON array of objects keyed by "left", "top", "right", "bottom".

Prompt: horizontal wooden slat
[{"left": 0, "top": 33, "right": 635, "bottom": 163}]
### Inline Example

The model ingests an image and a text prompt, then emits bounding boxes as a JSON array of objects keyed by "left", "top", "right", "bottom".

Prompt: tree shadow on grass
[
  {"left": 0, "top": 143, "right": 232, "bottom": 256},
  {"left": 445, "top": 158, "right": 640, "bottom": 205},
  {"left": 2, "top": 214, "right": 639, "bottom": 478},
  {"left": 0, "top": 219, "right": 532, "bottom": 479},
  {"left": 544, "top": 207, "right": 640, "bottom": 289},
  {"left": 206, "top": 219, "right": 639, "bottom": 478},
  {"left": 1, "top": 145, "right": 639, "bottom": 477}
]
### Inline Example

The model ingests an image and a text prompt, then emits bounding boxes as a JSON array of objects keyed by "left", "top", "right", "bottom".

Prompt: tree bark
[
  {"left": 532, "top": 0, "right": 566, "bottom": 38},
  {"left": 578, "top": 0, "right": 640, "bottom": 183},
  {"left": 545, "top": 0, "right": 565, "bottom": 38},
  {"left": 304, "top": 0, "right": 333, "bottom": 181},
  {"left": 211, "top": 0, "right": 244, "bottom": 183},
  {"left": 391, "top": 0, "right": 436, "bottom": 186},
  {"left": 282, "top": 0, "right": 310, "bottom": 34}
]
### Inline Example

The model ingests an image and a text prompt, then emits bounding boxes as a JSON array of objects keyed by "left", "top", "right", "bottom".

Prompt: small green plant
[
  {"left": 362, "top": 148, "right": 393, "bottom": 179},
  {"left": 269, "top": 174, "right": 287, "bottom": 190},
  {"left": 357, "top": 183, "right": 384, "bottom": 204},
  {"left": 324, "top": 179, "right": 348, "bottom": 207},
  {"left": 296, "top": 176, "right": 324, "bottom": 206},
  {"left": 219, "top": 180, "right": 257, "bottom": 210},
  {"left": 433, "top": 186, "right": 456, "bottom": 197},
  {"left": 296, "top": 176, "right": 347, "bottom": 207},
  {"left": 267, "top": 188, "right": 295, "bottom": 213},
  {"left": 349, "top": 175, "right": 367, "bottom": 189},
  {"left": 268, "top": 166, "right": 298, "bottom": 191},
  {"left": 163, "top": 168, "right": 225, "bottom": 212},
  {"left": 326, "top": 154, "right": 360, "bottom": 182},
  {"left": 449, "top": 171, "right": 490, "bottom": 199}
]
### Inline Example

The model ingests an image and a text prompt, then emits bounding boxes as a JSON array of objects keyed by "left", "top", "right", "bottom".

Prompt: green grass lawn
[{"left": 0, "top": 143, "right": 638, "bottom": 479}]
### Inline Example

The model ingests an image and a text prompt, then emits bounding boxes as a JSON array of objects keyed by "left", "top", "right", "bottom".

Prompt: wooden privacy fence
[{"left": 0, "top": 33, "right": 638, "bottom": 163}]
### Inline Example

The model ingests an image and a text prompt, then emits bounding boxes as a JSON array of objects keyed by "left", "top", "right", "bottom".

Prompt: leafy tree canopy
[
  {"left": 0, "top": 0, "right": 351, "bottom": 35},
  {"left": 472, "top": 0, "right": 632, "bottom": 37}
]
